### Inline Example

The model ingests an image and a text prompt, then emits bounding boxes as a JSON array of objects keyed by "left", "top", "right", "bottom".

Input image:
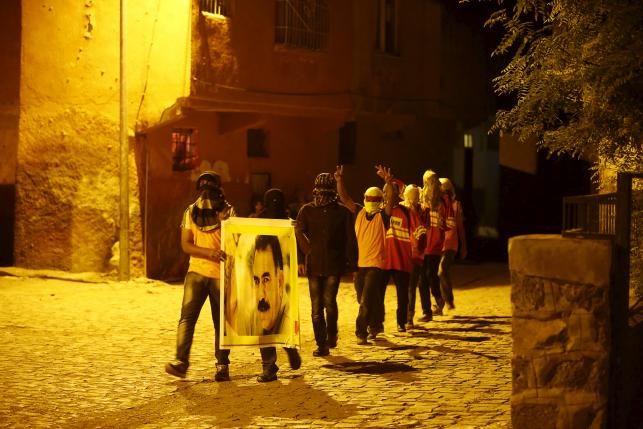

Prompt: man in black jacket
[{"left": 295, "top": 173, "right": 357, "bottom": 357}]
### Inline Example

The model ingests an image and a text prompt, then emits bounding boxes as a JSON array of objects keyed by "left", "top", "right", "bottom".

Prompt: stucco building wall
[
  {"left": 15, "top": 0, "right": 192, "bottom": 273},
  {"left": 11, "top": 0, "right": 496, "bottom": 276}
]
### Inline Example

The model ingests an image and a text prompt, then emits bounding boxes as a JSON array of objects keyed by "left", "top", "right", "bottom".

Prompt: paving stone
[{"left": 0, "top": 263, "right": 512, "bottom": 428}]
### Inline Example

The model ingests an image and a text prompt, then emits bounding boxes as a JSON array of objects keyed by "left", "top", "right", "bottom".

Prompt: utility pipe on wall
[{"left": 119, "top": 0, "right": 129, "bottom": 280}]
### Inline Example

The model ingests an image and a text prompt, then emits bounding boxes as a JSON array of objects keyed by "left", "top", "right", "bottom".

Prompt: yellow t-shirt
[
  {"left": 181, "top": 207, "right": 222, "bottom": 279},
  {"left": 355, "top": 208, "right": 387, "bottom": 269}
]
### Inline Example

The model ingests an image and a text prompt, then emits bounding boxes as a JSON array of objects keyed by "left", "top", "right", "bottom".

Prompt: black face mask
[{"left": 200, "top": 188, "right": 226, "bottom": 211}]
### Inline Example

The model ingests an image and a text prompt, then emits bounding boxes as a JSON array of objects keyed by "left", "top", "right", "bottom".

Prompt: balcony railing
[{"left": 562, "top": 193, "right": 617, "bottom": 238}]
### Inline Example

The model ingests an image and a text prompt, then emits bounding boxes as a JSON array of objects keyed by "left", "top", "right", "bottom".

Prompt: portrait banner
[{"left": 220, "top": 217, "right": 300, "bottom": 349}]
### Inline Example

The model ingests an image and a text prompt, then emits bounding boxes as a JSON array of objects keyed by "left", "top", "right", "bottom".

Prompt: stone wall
[{"left": 508, "top": 234, "right": 612, "bottom": 429}]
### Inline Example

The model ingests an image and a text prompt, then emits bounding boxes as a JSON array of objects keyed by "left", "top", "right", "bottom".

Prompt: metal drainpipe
[{"left": 119, "top": 0, "right": 130, "bottom": 281}]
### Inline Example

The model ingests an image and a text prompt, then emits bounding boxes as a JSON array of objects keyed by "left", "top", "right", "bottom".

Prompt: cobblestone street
[{"left": 0, "top": 263, "right": 512, "bottom": 428}]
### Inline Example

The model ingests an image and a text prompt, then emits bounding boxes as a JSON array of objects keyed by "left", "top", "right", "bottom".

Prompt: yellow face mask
[{"left": 363, "top": 187, "right": 383, "bottom": 214}]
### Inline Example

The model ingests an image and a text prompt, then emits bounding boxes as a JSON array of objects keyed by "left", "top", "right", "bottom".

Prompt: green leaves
[{"left": 478, "top": 0, "right": 643, "bottom": 170}]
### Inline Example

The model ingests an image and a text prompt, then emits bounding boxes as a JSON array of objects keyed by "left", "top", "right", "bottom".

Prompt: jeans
[
  {"left": 175, "top": 271, "right": 230, "bottom": 366},
  {"left": 381, "top": 270, "right": 410, "bottom": 327},
  {"left": 439, "top": 250, "right": 456, "bottom": 306},
  {"left": 308, "top": 275, "right": 340, "bottom": 348},
  {"left": 259, "top": 347, "right": 299, "bottom": 375},
  {"left": 423, "top": 255, "right": 444, "bottom": 310},
  {"left": 408, "top": 263, "right": 431, "bottom": 321},
  {"left": 354, "top": 267, "right": 383, "bottom": 338}
]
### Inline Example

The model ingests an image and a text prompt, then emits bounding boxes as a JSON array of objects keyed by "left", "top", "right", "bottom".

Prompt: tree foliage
[{"left": 467, "top": 0, "right": 643, "bottom": 171}]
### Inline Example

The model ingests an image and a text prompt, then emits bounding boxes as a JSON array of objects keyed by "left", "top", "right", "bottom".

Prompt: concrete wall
[
  {"left": 509, "top": 234, "right": 612, "bottom": 429},
  {"left": 15, "top": 0, "right": 192, "bottom": 273}
]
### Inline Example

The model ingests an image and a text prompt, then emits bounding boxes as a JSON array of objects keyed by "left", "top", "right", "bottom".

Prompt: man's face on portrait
[{"left": 253, "top": 246, "right": 284, "bottom": 332}]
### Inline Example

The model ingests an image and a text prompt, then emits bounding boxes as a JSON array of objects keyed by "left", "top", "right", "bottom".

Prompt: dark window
[
  {"left": 275, "top": 0, "right": 329, "bottom": 51},
  {"left": 375, "top": 0, "right": 398, "bottom": 55},
  {"left": 338, "top": 122, "right": 356, "bottom": 165},
  {"left": 172, "top": 128, "right": 200, "bottom": 171},
  {"left": 247, "top": 129, "right": 269, "bottom": 158},
  {"left": 200, "top": 0, "right": 231, "bottom": 17}
]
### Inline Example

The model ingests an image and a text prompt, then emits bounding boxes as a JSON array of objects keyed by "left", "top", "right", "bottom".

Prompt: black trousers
[{"left": 308, "top": 275, "right": 340, "bottom": 348}]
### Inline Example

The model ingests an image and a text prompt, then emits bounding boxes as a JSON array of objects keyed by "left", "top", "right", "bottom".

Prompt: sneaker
[
  {"left": 397, "top": 325, "right": 406, "bottom": 332},
  {"left": 214, "top": 364, "right": 230, "bottom": 382},
  {"left": 356, "top": 336, "right": 370, "bottom": 345},
  {"left": 285, "top": 348, "right": 302, "bottom": 370},
  {"left": 164, "top": 360, "right": 187, "bottom": 378},
  {"left": 432, "top": 305, "right": 443, "bottom": 316},
  {"left": 405, "top": 323, "right": 414, "bottom": 330},
  {"left": 327, "top": 335, "right": 337, "bottom": 348},
  {"left": 417, "top": 314, "right": 432, "bottom": 322},
  {"left": 312, "top": 347, "right": 330, "bottom": 357},
  {"left": 257, "top": 372, "right": 278, "bottom": 382},
  {"left": 367, "top": 327, "right": 383, "bottom": 340}
]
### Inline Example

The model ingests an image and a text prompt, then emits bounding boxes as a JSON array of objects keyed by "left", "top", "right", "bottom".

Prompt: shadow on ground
[
  {"left": 321, "top": 354, "right": 419, "bottom": 384},
  {"left": 71, "top": 376, "right": 358, "bottom": 428}
]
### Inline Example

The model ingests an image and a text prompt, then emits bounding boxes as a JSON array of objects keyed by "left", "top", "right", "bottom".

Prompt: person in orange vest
[
  {"left": 335, "top": 165, "right": 387, "bottom": 344},
  {"left": 438, "top": 178, "right": 467, "bottom": 312}
]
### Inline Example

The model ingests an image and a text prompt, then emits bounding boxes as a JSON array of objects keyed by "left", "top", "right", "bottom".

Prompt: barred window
[
  {"left": 171, "top": 128, "right": 200, "bottom": 172},
  {"left": 375, "top": 0, "right": 398, "bottom": 55},
  {"left": 275, "top": 0, "right": 329, "bottom": 51},
  {"left": 200, "top": 0, "right": 231, "bottom": 17}
]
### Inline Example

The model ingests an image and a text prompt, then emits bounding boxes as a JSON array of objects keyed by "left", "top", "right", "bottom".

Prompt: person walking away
[
  {"left": 375, "top": 165, "right": 418, "bottom": 333},
  {"left": 401, "top": 184, "right": 431, "bottom": 326},
  {"left": 418, "top": 170, "right": 450, "bottom": 316},
  {"left": 165, "top": 171, "right": 235, "bottom": 381},
  {"left": 255, "top": 188, "right": 302, "bottom": 382},
  {"left": 438, "top": 178, "right": 467, "bottom": 312},
  {"left": 296, "top": 173, "right": 357, "bottom": 357},
  {"left": 334, "top": 166, "right": 387, "bottom": 345}
]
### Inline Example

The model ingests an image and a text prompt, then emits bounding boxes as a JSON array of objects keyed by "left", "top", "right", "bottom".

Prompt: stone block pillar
[{"left": 509, "top": 234, "right": 612, "bottom": 429}]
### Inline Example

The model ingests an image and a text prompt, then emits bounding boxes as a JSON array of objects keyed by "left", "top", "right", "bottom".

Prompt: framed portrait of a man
[{"left": 220, "top": 217, "right": 300, "bottom": 349}]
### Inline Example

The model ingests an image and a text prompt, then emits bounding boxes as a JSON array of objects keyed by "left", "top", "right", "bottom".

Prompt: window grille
[
  {"left": 200, "top": 0, "right": 231, "bottom": 17},
  {"left": 172, "top": 128, "right": 200, "bottom": 171},
  {"left": 275, "top": 0, "right": 329, "bottom": 51},
  {"left": 375, "top": 0, "right": 398, "bottom": 54}
]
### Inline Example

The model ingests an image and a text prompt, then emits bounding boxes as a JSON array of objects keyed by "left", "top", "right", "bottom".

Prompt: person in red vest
[
  {"left": 401, "top": 184, "right": 432, "bottom": 327},
  {"left": 374, "top": 165, "right": 421, "bottom": 333},
  {"left": 418, "top": 170, "right": 451, "bottom": 316},
  {"left": 438, "top": 178, "right": 467, "bottom": 312}
]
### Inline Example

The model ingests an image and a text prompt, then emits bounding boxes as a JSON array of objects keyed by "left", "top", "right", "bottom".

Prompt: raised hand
[
  {"left": 375, "top": 164, "right": 393, "bottom": 182},
  {"left": 334, "top": 165, "right": 344, "bottom": 182}
]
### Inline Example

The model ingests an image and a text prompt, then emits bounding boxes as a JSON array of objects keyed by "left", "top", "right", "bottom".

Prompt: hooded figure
[
  {"left": 403, "top": 184, "right": 420, "bottom": 208},
  {"left": 262, "top": 188, "right": 289, "bottom": 220},
  {"left": 312, "top": 173, "right": 338, "bottom": 207},
  {"left": 191, "top": 171, "right": 229, "bottom": 231},
  {"left": 256, "top": 187, "right": 303, "bottom": 382},
  {"left": 363, "top": 186, "right": 384, "bottom": 214}
]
